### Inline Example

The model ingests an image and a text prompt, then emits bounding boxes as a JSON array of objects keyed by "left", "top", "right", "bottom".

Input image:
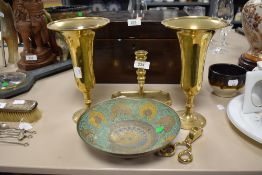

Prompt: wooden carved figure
[{"left": 13, "top": 0, "right": 59, "bottom": 70}]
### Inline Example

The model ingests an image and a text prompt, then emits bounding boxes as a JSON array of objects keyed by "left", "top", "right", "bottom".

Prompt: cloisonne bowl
[{"left": 77, "top": 98, "right": 181, "bottom": 158}]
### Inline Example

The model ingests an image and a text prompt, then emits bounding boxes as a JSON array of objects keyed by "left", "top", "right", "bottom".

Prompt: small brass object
[
  {"left": 162, "top": 16, "right": 228, "bottom": 129},
  {"left": 158, "top": 127, "right": 203, "bottom": 164},
  {"left": 47, "top": 17, "right": 110, "bottom": 123},
  {"left": 112, "top": 50, "right": 172, "bottom": 106}
]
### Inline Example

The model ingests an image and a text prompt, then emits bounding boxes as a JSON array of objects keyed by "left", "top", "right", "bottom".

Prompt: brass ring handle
[
  {"left": 157, "top": 127, "right": 203, "bottom": 164},
  {"left": 178, "top": 149, "right": 193, "bottom": 164},
  {"left": 176, "top": 142, "right": 193, "bottom": 164}
]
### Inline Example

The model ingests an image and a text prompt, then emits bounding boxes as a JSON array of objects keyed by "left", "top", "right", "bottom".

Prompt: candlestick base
[{"left": 112, "top": 90, "right": 172, "bottom": 106}]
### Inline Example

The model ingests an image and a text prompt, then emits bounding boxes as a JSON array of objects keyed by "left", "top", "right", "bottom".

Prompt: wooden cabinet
[{"left": 89, "top": 11, "right": 183, "bottom": 83}]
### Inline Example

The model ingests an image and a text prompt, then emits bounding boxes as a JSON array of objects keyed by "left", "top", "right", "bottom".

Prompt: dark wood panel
[
  {"left": 94, "top": 39, "right": 181, "bottom": 84},
  {"left": 95, "top": 21, "right": 178, "bottom": 39}
]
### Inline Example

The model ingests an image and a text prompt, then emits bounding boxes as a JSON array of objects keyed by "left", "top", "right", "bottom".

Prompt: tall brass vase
[
  {"left": 47, "top": 17, "right": 110, "bottom": 122},
  {"left": 162, "top": 16, "right": 228, "bottom": 130}
]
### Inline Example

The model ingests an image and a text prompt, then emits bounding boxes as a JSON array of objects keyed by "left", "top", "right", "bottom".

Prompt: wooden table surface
[{"left": 0, "top": 30, "right": 261, "bottom": 175}]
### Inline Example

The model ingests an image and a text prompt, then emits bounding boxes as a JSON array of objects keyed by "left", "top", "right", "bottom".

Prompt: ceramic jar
[
  {"left": 242, "top": 0, "right": 262, "bottom": 65},
  {"left": 208, "top": 63, "right": 247, "bottom": 98}
]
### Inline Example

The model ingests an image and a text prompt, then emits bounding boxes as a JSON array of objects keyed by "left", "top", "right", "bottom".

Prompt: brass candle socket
[
  {"left": 47, "top": 17, "right": 110, "bottom": 123},
  {"left": 112, "top": 50, "right": 172, "bottom": 106},
  {"left": 162, "top": 16, "right": 228, "bottom": 130}
]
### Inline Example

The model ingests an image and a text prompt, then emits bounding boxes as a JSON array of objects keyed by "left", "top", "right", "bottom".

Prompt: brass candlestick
[
  {"left": 47, "top": 17, "right": 110, "bottom": 123},
  {"left": 162, "top": 16, "right": 228, "bottom": 130},
  {"left": 136, "top": 50, "right": 148, "bottom": 95},
  {"left": 112, "top": 50, "right": 172, "bottom": 105}
]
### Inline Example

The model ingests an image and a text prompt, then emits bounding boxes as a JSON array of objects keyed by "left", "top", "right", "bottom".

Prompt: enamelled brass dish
[{"left": 77, "top": 98, "right": 181, "bottom": 158}]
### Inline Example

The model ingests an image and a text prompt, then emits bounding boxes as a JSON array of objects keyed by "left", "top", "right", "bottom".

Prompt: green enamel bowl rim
[{"left": 76, "top": 97, "right": 181, "bottom": 158}]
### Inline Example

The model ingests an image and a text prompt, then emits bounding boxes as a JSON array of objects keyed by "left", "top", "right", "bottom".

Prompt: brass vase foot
[
  {"left": 72, "top": 108, "right": 87, "bottom": 123},
  {"left": 177, "top": 110, "right": 206, "bottom": 130}
]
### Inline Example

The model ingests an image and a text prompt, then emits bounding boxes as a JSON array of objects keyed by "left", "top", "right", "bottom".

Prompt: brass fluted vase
[
  {"left": 47, "top": 17, "right": 110, "bottom": 122},
  {"left": 162, "top": 16, "right": 228, "bottom": 130}
]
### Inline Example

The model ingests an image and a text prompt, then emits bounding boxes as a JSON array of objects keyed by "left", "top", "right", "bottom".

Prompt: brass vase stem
[
  {"left": 162, "top": 16, "right": 228, "bottom": 130},
  {"left": 83, "top": 90, "right": 92, "bottom": 109},
  {"left": 185, "top": 95, "right": 194, "bottom": 116}
]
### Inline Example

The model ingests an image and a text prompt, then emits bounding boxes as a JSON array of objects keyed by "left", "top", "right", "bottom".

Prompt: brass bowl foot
[{"left": 72, "top": 108, "right": 87, "bottom": 123}]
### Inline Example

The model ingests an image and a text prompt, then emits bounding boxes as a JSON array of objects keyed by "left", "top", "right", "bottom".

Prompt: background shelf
[{"left": 147, "top": 2, "right": 210, "bottom": 7}]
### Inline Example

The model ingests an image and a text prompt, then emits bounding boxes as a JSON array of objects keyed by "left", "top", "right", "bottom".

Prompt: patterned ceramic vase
[{"left": 242, "top": 0, "right": 262, "bottom": 65}]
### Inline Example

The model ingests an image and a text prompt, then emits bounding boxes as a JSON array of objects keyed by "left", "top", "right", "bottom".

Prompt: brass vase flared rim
[
  {"left": 161, "top": 16, "right": 228, "bottom": 30},
  {"left": 47, "top": 16, "right": 110, "bottom": 31}
]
